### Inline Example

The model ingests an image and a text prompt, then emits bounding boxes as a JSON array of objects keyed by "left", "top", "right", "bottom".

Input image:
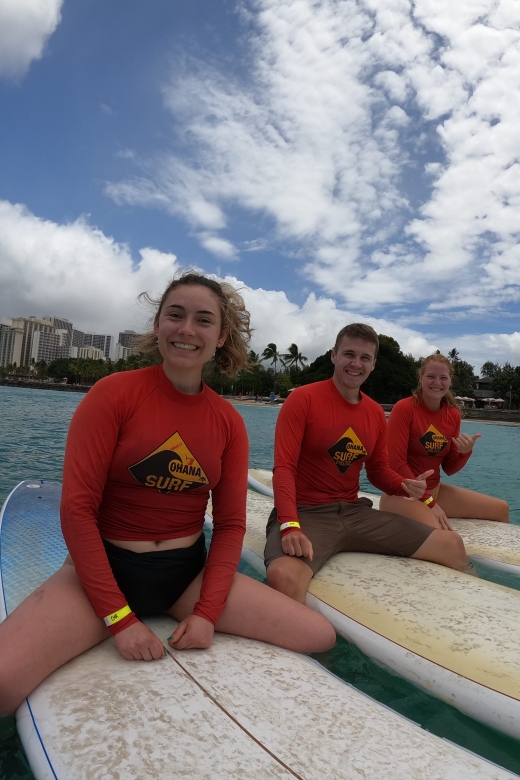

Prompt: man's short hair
[{"left": 334, "top": 323, "right": 379, "bottom": 357}]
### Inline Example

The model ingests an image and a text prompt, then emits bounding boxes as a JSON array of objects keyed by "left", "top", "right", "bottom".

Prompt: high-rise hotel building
[
  {"left": 0, "top": 316, "right": 57, "bottom": 367},
  {"left": 116, "top": 330, "right": 141, "bottom": 360},
  {"left": 0, "top": 316, "right": 113, "bottom": 367}
]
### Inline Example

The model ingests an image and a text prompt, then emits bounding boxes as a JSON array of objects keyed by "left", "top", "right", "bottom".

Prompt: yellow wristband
[
  {"left": 423, "top": 496, "right": 434, "bottom": 506},
  {"left": 280, "top": 521, "right": 301, "bottom": 532},
  {"left": 104, "top": 604, "right": 132, "bottom": 627}
]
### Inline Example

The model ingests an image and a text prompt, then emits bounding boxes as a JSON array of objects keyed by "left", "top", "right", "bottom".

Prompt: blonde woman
[{"left": 380, "top": 354, "right": 509, "bottom": 529}]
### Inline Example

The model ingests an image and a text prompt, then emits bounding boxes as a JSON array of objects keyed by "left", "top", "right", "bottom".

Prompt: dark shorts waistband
[{"left": 102, "top": 534, "right": 206, "bottom": 565}]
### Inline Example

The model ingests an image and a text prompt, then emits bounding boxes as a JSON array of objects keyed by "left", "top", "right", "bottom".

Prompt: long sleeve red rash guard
[
  {"left": 387, "top": 396, "right": 471, "bottom": 502},
  {"left": 60, "top": 364, "right": 248, "bottom": 635},
  {"left": 273, "top": 379, "right": 408, "bottom": 530}
]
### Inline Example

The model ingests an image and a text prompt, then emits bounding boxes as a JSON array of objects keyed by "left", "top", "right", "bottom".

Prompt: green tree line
[{"left": 1, "top": 339, "right": 517, "bottom": 407}]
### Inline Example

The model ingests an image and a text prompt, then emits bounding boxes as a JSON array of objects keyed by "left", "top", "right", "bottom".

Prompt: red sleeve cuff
[{"left": 192, "top": 605, "right": 218, "bottom": 626}]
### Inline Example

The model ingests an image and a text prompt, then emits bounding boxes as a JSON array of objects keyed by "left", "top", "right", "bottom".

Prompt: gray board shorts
[{"left": 264, "top": 498, "right": 435, "bottom": 575}]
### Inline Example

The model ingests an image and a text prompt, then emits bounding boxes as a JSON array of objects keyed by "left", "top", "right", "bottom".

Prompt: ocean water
[{"left": 1, "top": 386, "right": 520, "bottom": 778}]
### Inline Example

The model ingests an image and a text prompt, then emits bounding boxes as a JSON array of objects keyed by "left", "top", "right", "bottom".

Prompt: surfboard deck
[
  {"left": 248, "top": 470, "right": 520, "bottom": 575},
  {"left": 245, "top": 486, "right": 520, "bottom": 740},
  {"left": 2, "top": 481, "right": 518, "bottom": 779}
]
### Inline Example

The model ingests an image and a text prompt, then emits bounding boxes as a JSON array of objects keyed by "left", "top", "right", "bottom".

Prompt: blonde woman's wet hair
[
  {"left": 135, "top": 271, "right": 252, "bottom": 376},
  {"left": 412, "top": 353, "right": 460, "bottom": 409}
]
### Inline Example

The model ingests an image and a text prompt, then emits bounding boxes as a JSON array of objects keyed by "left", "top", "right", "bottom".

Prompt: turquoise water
[{"left": 2, "top": 386, "right": 520, "bottom": 777}]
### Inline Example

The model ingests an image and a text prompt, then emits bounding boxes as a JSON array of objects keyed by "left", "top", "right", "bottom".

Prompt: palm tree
[
  {"left": 282, "top": 343, "right": 308, "bottom": 370},
  {"left": 261, "top": 343, "right": 282, "bottom": 374},
  {"left": 261, "top": 343, "right": 283, "bottom": 393}
]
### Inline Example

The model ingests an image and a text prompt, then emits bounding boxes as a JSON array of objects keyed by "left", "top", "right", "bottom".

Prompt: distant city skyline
[{"left": 0, "top": 312, "right": 141, "bottom": 367}]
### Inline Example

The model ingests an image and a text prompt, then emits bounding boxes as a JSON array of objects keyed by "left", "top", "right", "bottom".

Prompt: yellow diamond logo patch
[
  {"left": 419, "top": 424, "right": 448, "bottom": 456},
  {"left": 327, "top": 427, "right": 368, "bottom": 474},
  {"left": 128, "top": 431, "right": 209, "bottom": 493}
]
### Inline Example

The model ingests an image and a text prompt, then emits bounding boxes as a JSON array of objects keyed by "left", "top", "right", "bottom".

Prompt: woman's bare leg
[
  {"left": 0, "top": 562, "right": 109, "bottom": 716},
  {"left": 437, "top": 483, "right": 509, "bottom": 522},
  {"left": 169, "top": 571, "right": 336, "bottom": 653}
]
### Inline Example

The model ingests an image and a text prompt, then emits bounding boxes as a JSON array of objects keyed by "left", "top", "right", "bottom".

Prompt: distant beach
[{"left": 3, "top": 379, "right": 520, "bottom": 424}]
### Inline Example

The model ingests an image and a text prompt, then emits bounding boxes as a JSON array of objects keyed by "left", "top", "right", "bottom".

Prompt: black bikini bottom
[{"left": 102, "top": 534, "right": 207, "bottom": 616}]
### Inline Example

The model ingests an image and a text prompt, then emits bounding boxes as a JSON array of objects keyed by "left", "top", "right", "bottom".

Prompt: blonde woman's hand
[
  {"left": 452, "top": 433, "right": 481, "bottom": 454},
  {"left": 430, "top": 502, "right": 453, "bottom": 531}
]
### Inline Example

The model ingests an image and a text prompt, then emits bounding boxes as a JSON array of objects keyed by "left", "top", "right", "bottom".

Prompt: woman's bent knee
[
  {"left": 497, "top": 499, "right": 509, "bottom": 522},
  {"left": 0, "top": 671, "right": 22, "bottom": 717},
  {"left": 311, "top": 616, "right": 336, "bottom": 652}
]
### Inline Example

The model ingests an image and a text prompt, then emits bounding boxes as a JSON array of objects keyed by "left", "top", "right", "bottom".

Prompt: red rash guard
[
  {"left": 273, "top": 379, "right": 408, "bottom": 531},
  {"left": 61, "top": 364, "right": 248, "bottom": 635},
  {"left": 387, "top": 396, "right": 471, "bottom": 502}
]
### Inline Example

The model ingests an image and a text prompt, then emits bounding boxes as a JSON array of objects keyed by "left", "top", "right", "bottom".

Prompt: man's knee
[
  {"left": 441, "top": 530, "right": 468, "bottom": 569},
  {"left": 267, "top": 558, "right": 297, "bottom": 590},
  {"left": 266, "top": 558, "right": 311, "bottom": 600},
  {"left": 414, "top": 529, "right": 468, "bottom": 570}
]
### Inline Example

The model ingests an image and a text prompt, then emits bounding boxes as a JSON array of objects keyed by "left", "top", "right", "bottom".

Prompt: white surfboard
[
  {"left": 248, "top": 470, "right": 520, "bottom": 577},
  {"left": 2, "top": 481, "right": 518, "bottom": 780},
  {"left": 245, "top": 482, "right": 520, "bottom": 741}
]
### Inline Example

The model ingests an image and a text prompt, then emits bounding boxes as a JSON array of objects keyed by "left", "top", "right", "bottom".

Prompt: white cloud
[
  {"left": 100, "top": 103, "right": 115, "bottom": 116},
  {"left": 2, "top": 199, "right": 519, "bottom": 371},
  {"left": 0, "top": 0, "right": 63, "bottom": 79},
  {"left": 116, "top": 149, "right": 136, "bottom": 159},
  {"left": 106, "top": 0, "right": 520, "bottom": 319},
  {"left": 199, "top": 233, "right": 238, "bottom": 260},
  {"left": 0, "top": 200, "right": 180, "bottom": 336}
]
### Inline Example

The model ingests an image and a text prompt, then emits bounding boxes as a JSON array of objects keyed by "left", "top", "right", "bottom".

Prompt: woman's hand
[
  {"left": 168, "top": 615, "right": 215, "bottom": 650},
  {"left": 430, "top": 502, "right": 453, "bottom": 531},
  {"left": 114, "top": 621, "right": 165, "bottom": 661},
  {"left": 452, "top": 433, "right": 482, "bottom": 454},
  {"left": 402, "top": 470, "right": 434, "bottom": 501},
  {"left": 281, "top": 530, "right": 314, "bottom": 560}
]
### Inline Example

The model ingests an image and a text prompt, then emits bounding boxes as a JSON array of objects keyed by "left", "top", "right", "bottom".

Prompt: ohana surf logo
[
  {"left": 128, "top": 432, "right": 209, "bottom": 493},
  {"left": 419, "top": 424, "right": 448, "bottom": 456},
  {"left": 327, "top": 427, "right": 368, "bottom": 474}
]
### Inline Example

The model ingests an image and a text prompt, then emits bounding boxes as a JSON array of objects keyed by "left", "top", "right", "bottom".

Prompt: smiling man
[{"left": 265, "top": 324, "right": 469, "bottom": 603}]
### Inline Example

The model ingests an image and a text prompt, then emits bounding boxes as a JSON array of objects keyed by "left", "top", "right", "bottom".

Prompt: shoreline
[
  {"left": 0, "top": 379, "right": 90, "bottom": 393},
  {"left": 2, "top": 381, "right": 520, "bottom": 425}
]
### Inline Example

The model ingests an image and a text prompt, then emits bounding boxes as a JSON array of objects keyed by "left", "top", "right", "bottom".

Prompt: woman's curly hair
[{"left": 134, "top": 271, "right": 252, "bottom": 376}]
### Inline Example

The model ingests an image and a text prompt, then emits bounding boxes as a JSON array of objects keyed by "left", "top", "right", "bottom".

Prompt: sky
[{"left": 0, "top": 0, "right": 519, "bottom": 371}]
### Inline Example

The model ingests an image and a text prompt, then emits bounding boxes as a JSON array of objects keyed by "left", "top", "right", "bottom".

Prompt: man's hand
[
  {"left": 168, "top": 615, "right": 215, "bottom": 650},
  {"left": 281, "top": 530, "right": 314, "bottom": 560},
  {"left": 114, "top": 621, "right": 165, "bottom": 661},
  {"left": 452, "top": 433, "right": 481, "bottom": 454},
  {"left": 430, "top": 503, "right": 453, "bottom": 531},
  {"left": 402, "top": 469, "right": 434, "bottom": 501}
]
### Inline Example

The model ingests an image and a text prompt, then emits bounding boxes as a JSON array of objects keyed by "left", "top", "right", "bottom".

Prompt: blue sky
[{"left": 1, "top": 0, "right": 519, "bottom": 368}]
